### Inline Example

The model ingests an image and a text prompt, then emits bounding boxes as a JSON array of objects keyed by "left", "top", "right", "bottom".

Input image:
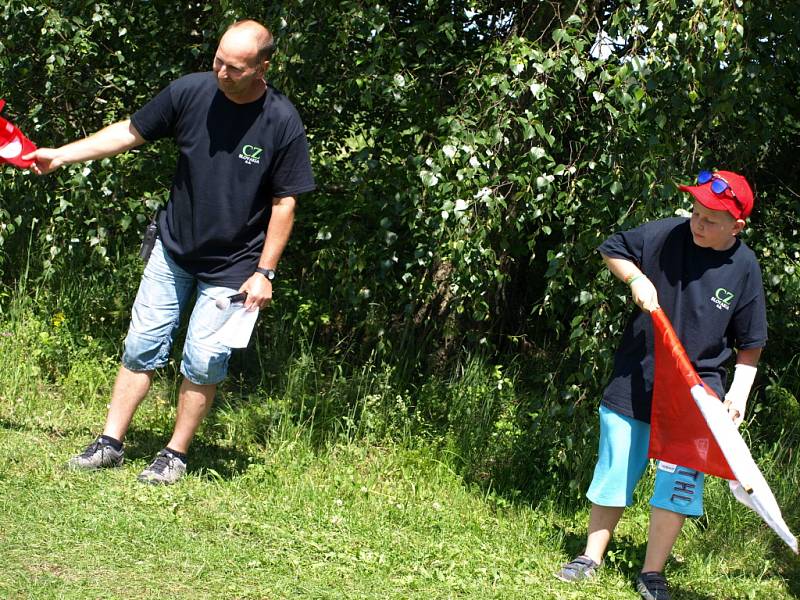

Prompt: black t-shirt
[
  {"left": 598, "top": 217, "right": 768, "bottom": 423},
  {"left": 131, "top": 72, "right": 316, "bottom": 287}
]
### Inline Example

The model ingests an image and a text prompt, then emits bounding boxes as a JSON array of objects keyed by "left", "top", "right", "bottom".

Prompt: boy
[{"left": 556, "top": 170, "right": 767, "bottom": 600}]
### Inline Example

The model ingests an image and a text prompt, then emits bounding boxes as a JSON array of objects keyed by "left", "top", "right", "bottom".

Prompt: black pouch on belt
[{"left": 139, "top": 213, "right": 159, "bottom": 263}]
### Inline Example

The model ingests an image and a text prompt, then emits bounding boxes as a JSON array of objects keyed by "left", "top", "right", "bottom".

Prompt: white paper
[{"left": 212, "top": 306, "right": 259, "bottom": 348}]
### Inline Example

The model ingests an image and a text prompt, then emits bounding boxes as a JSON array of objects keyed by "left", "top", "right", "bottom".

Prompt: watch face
[{"left": 258, "top": 268, "right": 275, "bottom": 280}]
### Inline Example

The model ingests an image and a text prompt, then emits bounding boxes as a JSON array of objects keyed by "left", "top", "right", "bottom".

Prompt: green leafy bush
[{"left": 2, "top": 1, "right": 799, "bottom": 490}]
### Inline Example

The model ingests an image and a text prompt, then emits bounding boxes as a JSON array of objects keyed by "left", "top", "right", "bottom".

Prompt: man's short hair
[{"left": 226, "top": 19, "right": 275, "bottom": 62}]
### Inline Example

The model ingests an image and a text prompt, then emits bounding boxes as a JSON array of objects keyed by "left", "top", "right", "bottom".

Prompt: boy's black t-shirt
[
  {"left": 598, "top": 217, "right": 768, "bottom": 423},
  {"left": 131, "top": 72, "right": 316, "bottom": 287}
]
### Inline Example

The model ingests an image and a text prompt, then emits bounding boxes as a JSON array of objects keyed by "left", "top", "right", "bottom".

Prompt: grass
[{"left": 0, "top": 301, "right": 798, "bottom": 598}]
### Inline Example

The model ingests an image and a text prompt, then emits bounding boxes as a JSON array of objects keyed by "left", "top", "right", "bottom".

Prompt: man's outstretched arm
[{"left": 24, "top": 119, "right": 146, "bottom": 175}]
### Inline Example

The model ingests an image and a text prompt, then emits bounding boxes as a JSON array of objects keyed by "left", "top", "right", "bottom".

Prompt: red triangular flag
[
  {"left": 649, "top": 308, "right": 735, "bottom": 480},
  {"left": 0, "top": 99, "right": 37, "bottom": 168}
]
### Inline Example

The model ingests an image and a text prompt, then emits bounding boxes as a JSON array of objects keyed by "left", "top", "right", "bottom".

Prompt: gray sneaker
[
  {"left": 67, "top": 438, "right": 124, "bottom": 471},
  {"left": 555, "top": 554, "right": 601, "bottom": 582},
  {"left": 137, "top": 449, "right": 187, "bottom": 485},
  {"left": 636, "top": 571, "right": 671, "bottom": 600}
]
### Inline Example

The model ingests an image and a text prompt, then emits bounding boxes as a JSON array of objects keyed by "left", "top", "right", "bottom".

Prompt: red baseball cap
[
  {"left": 0, "top": 99, "right": 37, "bottom": 169},
  {"left": 679, "top": 170, "right": 754, "bottom": 220}
]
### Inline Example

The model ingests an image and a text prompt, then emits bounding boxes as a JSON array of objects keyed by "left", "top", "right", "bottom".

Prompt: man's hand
[
  {"left": 630, "top": 275, "right": 660, "bottom": 313},
  {"left": 23, "top": 148, "right": 63, "bottom": 175},
  {"left": 22, "top": 120, "right": 145, "bottom": 176},
  {"left": 239, "top": 273, "right": 273, "bottom": 311}
]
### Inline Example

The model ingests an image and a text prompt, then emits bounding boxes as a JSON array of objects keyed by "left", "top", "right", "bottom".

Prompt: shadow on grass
[
  {"left": 777, "top": 541, "right": 800, "bottom": 598},
  {"left": 786, "top": 572, "right": 800, "bottom": 599},
  {"left": 0, "top": 414, "right": 253, "bottom": 481},
  {"left": 560, "top": 530, "right": 718, "bottom": 599},
  {"left": 123, "top": 427, "right": 253, "bottom": 480},
  {"left": 0, "top": 415, "right": 85, "bottom": 440}
]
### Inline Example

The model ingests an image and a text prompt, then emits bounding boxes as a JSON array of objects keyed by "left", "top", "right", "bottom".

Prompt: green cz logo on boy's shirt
[
  {"left": 239, "top": 144, "right": 263, "bottom": 165},
  {"left": 710, "top": 287, "right": 735, "bottom": 311}
]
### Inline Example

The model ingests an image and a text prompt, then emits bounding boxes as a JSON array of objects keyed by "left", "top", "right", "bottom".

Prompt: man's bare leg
[
  {"left": 102, "top": 365, "right": 154, "bottom": 441},
  {"left": 165, "top": 379, "right": 216, "bottom": 454}
]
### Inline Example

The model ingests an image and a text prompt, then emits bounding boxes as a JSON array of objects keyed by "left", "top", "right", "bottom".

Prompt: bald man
[{"left": 26, "top": 20, "right": 316, "bottom": 484}]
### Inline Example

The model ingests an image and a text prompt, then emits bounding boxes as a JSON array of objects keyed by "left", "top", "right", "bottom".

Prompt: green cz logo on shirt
[
  {"left": 239, "top": 144, "right": 263, "bottom": 165},
  {"left": 710, "top": 287, "right": 735, "bottom": 311}
]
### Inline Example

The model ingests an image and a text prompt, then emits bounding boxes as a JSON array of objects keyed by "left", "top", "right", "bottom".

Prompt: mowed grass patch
[
  {"left": 1, "top": 406, "right": 797, "bottom": 599},
  {"left": 0, "top": 308, "right": 797, "bottom": 598},
  {"left": 0, "top": 418, "right": 587, "bottom": 599}
]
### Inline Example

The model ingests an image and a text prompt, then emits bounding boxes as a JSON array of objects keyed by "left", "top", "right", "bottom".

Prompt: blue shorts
[
  {"left": 586, "top": 405, "right": 705, "bottom": 517},
  {"left": 122, "top": 238, "right": 243, "bottom": 385}
]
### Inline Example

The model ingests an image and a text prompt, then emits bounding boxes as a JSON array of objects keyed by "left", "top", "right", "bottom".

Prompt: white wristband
[{"left": 728, "top": 363, "right": 757, "bottom": 400}]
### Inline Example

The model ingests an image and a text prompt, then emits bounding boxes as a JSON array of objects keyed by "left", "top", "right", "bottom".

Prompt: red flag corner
[
  {"left": 649, "top": 308, "right": 735, "bottom": 480},
  {"left": 0, "top": 99, "right": 37, "bottom": 169}
]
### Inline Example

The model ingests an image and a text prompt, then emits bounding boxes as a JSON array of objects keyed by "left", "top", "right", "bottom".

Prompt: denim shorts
[
  {"left": 122, "top": 238, "right": 242, "bottom": 385},
  {"left": 586, "top": 405, "right": 705, "bottom": 517}
]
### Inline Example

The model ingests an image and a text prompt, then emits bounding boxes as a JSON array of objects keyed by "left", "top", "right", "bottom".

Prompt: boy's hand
[
  {"left": 630, "top": 276, "right": 659, "bottom": 313},
  {"left": 723, "top": 393, "right": 747, "bottom": 427},
  {"left": 723, "top": 363, "right": 758, "bottom": 428}
]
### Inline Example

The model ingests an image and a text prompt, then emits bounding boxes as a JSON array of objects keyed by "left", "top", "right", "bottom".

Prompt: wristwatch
[{"left": 255, "top": 267, "right": 276, "bottom": 281}]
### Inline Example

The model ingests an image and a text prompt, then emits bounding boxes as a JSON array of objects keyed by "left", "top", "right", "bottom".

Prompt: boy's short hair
[{"left": 679, "top": 170, "right": 754, "bottom": 220}]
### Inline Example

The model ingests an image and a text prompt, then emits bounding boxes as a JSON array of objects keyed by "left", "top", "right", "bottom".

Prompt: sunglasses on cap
[{"left": 697, "top": 170, "right": 741, "bottom": 208}]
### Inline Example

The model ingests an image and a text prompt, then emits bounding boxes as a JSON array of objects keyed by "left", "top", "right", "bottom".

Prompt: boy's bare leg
[
  {"left": 641, "top": 507, "right": 685, "bottom": 572},
  {"left": 584, "top": 503, "right": 625, "bottom": 563}
]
